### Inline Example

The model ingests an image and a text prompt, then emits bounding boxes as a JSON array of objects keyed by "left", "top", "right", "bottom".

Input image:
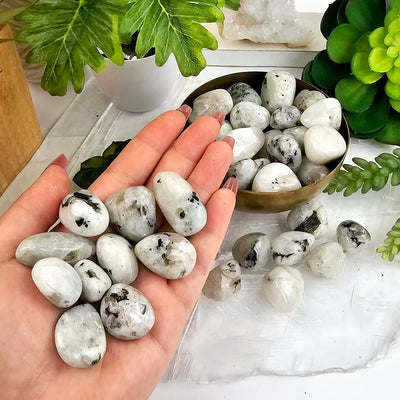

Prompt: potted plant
[{"left": 2, "top": 0, "right": 239, "bottom": 111}]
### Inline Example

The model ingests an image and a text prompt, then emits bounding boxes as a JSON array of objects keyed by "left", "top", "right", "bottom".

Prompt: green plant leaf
[
  {"left": 119, "top": 0, "right": 224, "bottom": 77},
  {"left": 351, "top": 51, "right": 384, "bottom": 83},
  {"left": 337, "top": 0, "right": 349, "bottom": 24},
  {"left": 335, "top": 76, "right": 380, "bottom": 112},
  {"left": 375, "top": 109, "right": 400, "bottom": 144},
  {"left": 327, "top": 24, "right": 362, "bottom": 63},
  {"left": 16, "top": 0, "right": 130, "bottom": 96},
  {"left": 369, "top": 26, "right": 386, "bottom": 48},
  {"left": 385, "top": 79, "right": 400, "bottom": 99},
  {"left": 345, "top": 0, "right": 385, "bottom": 33},
  {"left": 368, "top": 47, "right": 395, "bottom": 72},
  {"left": 301, "top": 60, "right": 315, "bottom": 85},
  {"left": 0, "top": 2, "right": 35, "bottom": 29},
  {"left": 320, "top": 0, "right": 344, "bottom": 39},
  {"left": 223, "top": 0, "right": 240, "bottom": 10},
  {"left": 385, "top": 8, "right": 400, "bottom": 29},
  {"left": 356, "top": 32, "right": 372, "bottom": 53}
]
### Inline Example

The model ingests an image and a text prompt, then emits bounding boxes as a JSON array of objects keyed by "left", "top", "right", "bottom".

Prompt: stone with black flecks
[
  {"left": 232, "top": 232, "right": 270, "bottom": 270},
  {"left": 336, "top": 220, "right": 371, "bottom": 253},
  {"left": 261, "top": 70, "right": 296, "bottom": 112},
  {"left": 293, "top": 89, "right": 326, "bottom": 112},
  {"left": 227, "top": 82, "right": 262, "bottom": 105},
  {"left": 269, "top": 105, "right": 301, "bottom": 130},
  {"left": 230, "top": 101, "right": 270, "bottom": 130},
  {"left": 135, "top": 232, "right": 196, "bottom": 279},
  {"left": 265, "top": 133, "right": 302, "bottom": 172}
]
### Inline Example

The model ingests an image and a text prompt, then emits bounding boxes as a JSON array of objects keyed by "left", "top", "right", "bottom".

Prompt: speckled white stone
[
  {"left": 336, "top": 220, "right": 371, "bottom": 253},
  {"left": 202, "top": 258, "right": 241, "bottom": 301},
  {"left": 32, "top": 257, "right": 82, "bottom": 308},
  {"left": 304, "top": 125, "right": 347, "bottom": 165},
  {"left": 232, "top": 232, "right": 270, "bottom": 270},
  {"left": 73, "top": 259, "right": 112, "bottom": 302},
  {"left": 227, "top": 82, "right": 262, "bottom": 105},
  {"left": 261, "top": 266, "right": 304, "bottom": 313},
  {"left": 135, "top": 232, "right": 197, "bottom": 279},
  {"left": 55, "top": 303, "right": 106, "bottom": 368},
  {"left": 296, "top": 156, "right": 330, "bottom": 186},
  {"left": 96, "top": 233, "right": 138, "bottom": 284},
  {"left": 153, "top": 171, "right": 207, "bottom": 236},
  {"left": 283, "top": 126, "right": 307, "bottom": 152},
  {"left": 305, "top": 242, "right": 346, "bottom": 279},
  {"left": 100, "top": 283, "right": 155, "bottom": 340},
  {"left": 229, "top": 127, "right": 265, "bottom": 164},
  {"left": 105, "top": 186, "right": 156, "bottom": 242},
  {"left": 15, "top": 232, "right": 95, "bottom": 268},
  {"left": 266, "top": 133, "right": 302, "bottom": 172},
  {"left": 261, "top": 70, "right": 296, "bottom": 112},
  {"left": 227, "top": 158, "right": 260, "bottom": 190},
  {"left": 293, "top": 89, "right": 326, "bottom": 112},
  {"left": 189, "top": 89, "right": 233, "bottom": 123},
  {"left": 270, "top": 105, "right": 301, "bottom": 129},
  {"left": 59, "top": 190, "right": 109, "bottom": 237},
  {"left": 271, "top": 231, "right": 315, "bottom": 266},
  {"left": 230, "top": 101, "right": 270, "bottom": 130},
  {"left": 252, "top": 162, "right": 301, "bottom": 192},
  {"left": 300, "top": 98, "right": 342, "bottom": 130}
]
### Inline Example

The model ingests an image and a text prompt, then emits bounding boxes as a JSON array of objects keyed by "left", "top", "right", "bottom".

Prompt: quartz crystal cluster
[
  {"left": 16, "top": 171, "right": 207, "bottom": 368},
  {"left": 189, "top": 70, "right": 347, "bottom": 192},
  {"left": 202, "top": 200, "right": 371, "bottom": 313}
]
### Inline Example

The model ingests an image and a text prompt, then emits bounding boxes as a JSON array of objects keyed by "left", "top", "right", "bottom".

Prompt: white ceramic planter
[{"left": 93, "top": 55, "right": 178, "bottom": 112}]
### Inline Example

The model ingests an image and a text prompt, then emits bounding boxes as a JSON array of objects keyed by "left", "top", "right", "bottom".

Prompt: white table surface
[{"left": 6, "top": 2, "right": 400, "bottom": 399}]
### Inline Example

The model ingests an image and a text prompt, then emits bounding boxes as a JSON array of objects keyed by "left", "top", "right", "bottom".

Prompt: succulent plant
[{"left": 303, "top": 0, "right": 400, "bottom": 145}]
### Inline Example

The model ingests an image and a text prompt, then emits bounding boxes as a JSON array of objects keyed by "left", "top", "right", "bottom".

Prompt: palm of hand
[{"left": 0, "top": 111, "right": 235, "bottom": 400}]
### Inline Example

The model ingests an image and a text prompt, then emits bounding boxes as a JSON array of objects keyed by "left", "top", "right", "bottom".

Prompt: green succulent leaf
[
  {"left": 327, "top": 24, "right": 362, "bottom": 63},
  {"left": 119, "top": 0, "right": 225, "bottom": 77},
  {"left": 385, "top": 79, "right": 400, "bottom": 99},
  {"left": 345, "top": 0, "right": 385, "bottom": 34},
  {"left": 356, "top": 32, "right": 372, "bottom": 53},
  {"left": 369, "top": 26, "right": 386, "bottom": 48},
  {"left": 301, "top": 60, "right": 315, "bottom": 85},
  {"left": 16, "top": 0, "right": 131, "bottom": 96},
  {"left": 320, "top": 0, "right": 344, "bottom": 39},
  {"left": 335, "top": 76, "right": 379, "bottom": 112},
  {"left": 337, "top": 0, "right": 350, "bottom": 25},
  {"left": 377, "top": 218, "right": 400, "bottom": 261},
  {"left": 390, "top": 98, "right": 400, "bottom": 112},
  {"left": 369, "top": 47, "right": 395, "bottom": 72},
  {"left": 385, "top": 8, "right": 400, "bottom": 29},
  {"left": 375, "top": 109, "right": 400, "bottom": 144},
  {"left": 351, "top": 51, "right": 384, "bottom": 83}
]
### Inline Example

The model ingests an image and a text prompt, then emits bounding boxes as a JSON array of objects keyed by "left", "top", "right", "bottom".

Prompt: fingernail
[
  {"left": 45, "top": 154, "right": 68, "bottom": 172},
  {"left": 223, "top": 177, "right": 239, "bottom": 195},
  {"left": 176, "top": 105, "right": 192, "bottom": 120},
  {"left": 221, "top": 136, "right": 235, "bottom": 148},
  {"left": 211, "top": 111, "right": 225, "bottom": 125}
]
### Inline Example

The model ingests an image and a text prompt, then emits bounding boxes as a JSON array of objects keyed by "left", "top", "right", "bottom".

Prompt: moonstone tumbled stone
[
  {"left": 261, "top": 70, "right": 296, "bottom": 112},
  {"left": 266, "top": 133, "right": 302, "bottom": 172},
  {"left": 296, "top": 157, "right": 330, "bottom": 186},
  {"left": 305, "top": 242, "right": 346, "bottom": 279},
  {"left": 100, "top": 283, "right": 155, "bottom": 340},
  {"left": 105, "top": 186, "right": 156, "bottom": 242},
  {"left": 216, "top": 120, "right": 233, "bottom": 141},
  {"left": 300, "top": 98, "right": 342, "bottom": 130},
  {"left": 229, "top": 127, "right": 265, "bottom": 164},
  {"left": 287, "top": 201, "right": 328, "bottom": 239},
  {"left": 293, "top": 89, "right": 326, "bottom": 112},
  {"left": 230, "top": 101, "right": 270, "bottom": 130},
  {"left": 270, "top": 105, "right": 301, "bottom": 129},
  {"left": 202, "top": 258, "right": 241, "bottom": 301},
  {"left": 96, "top": 233, "right": 138, "bottom": 284},
  {"left": 59, "top": 190, "right": 109, "bottom": 237},
  {"left": 74, "top": 259, "right": 112, "bottom": 302},
  {"left": 135, "top": 232, "right": 197, "bottom": 279},
  {"left": 232, "top": 232, "right": 270, "bottom": 270},
  {"left": 304, "top": 125, "right": 347, "bottom": 165},
  {"left": 336, "top": 220, "right": 371, "bottom": 253},
  {"left": 271, "top": 231, "right": 315, "bottom": 266},
  {"left": 261, "top": 266, "right": 304, "bottom": 313},
  {"left": 252, "top": 162, "right": 301, "bottom": 192},
  {"left": 188, "top": 89, "right": 233, "bottom": 123},
  {"left": 15, "top": 232, "right": 95, "bottom": 268},
  {"left": 227, "top": 82, "right": 262, "bottom": 105},
  {"left": 55, "top": 303, "right": 106, "bottom": 368},
  {"left": 283, "top": 126, "right": 307, "bottom": 152},
  {"left": 153, "top": 171, "right": 207, "bottom": 236},
  {"left": 227, "top": 158, "right": 260, "bottom": 190},
  {"left": 32, "top": 257, "right": 82, "bottom": 308}
]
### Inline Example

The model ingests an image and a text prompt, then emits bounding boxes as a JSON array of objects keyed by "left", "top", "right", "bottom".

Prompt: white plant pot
[{"left": 93, "top": 55, "right": 178, "bottom": 112}]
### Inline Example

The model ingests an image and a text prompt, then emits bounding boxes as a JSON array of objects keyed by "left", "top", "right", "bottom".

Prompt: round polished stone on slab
[
  {"left": 32, "top": 257, "right": 82, "bottom": 308},
  {"left": 55, "top": 303, "right": 106, "bottom": 368},
  {"left": 232, "top": 232, "right": 270, "bottom": 270},
  {"left": 100, "top": 283, "right": 155, "bottom": 340},
  {"left": 336, "top": 220, "right": 371, "bottom": 253}
]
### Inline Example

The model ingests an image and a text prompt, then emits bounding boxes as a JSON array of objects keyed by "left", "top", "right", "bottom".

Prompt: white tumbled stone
[
  {"left": 105, "top": 186, "right": 156, "bottom": 242},
  {"left": 189, "top": 89, "right": 233, "bottom": 123},
  {"left": 304, "top": 125, "right": 347, "bottom": 165},
  {"left": 252, "top": 162, "right": 301, "bottom": 192},
  {"left": 270, "top": 105, "right": 301, "bottom": 129},
  {"left": 232, "top": 232, "right": 270, "bottom": 270},
  {"left": 297, "top": 156, "right": 330, "bottom": 186},
  {"left": 32, "top": 257, "right": 82, "bottom": 308},
  {"left": 283, "top": 126, "right": 307, "bottom": 152},
  {"left": 230, "top": 101, "right": 270, "bottom": 130},
  {"left": 59, "top": 190, "right": 109, "bottom": 237},
  {"left": 261, "top": 70, "right": 296, "bottom": 112},
  {"left": 227, "top": 158, "right": 260, "bottom": 190},
  {"left": 266, "top": 133, "right": 302, "bottom": 172},
  {"left": 55, "top": 303, "right": 106, "bottom": 368},
  {"left": 135, "top": 232, "right": 197, "bottom": 279},
  {"left": 100, "top": 283, "right": 155, "bottom": 340},
  {"left": 293, "top": 89, "right": 326, "bottom": 112},
  {"left": 300, "top": 97, "right": 342, "bottom": 130},
  {"left": 153, "top": 171, "right": 207, "bottom": 236},
  {"left": 336, "top": 220, "right": 371, "bottom": 253},
  {"left": 227, "top": 82, "right": 262, "bottom": 105},
  {"left": 96, "top": 233, "right": 138, "bottom": 284},
  {"left": 229, "top": 127, "right": 265, "bottom": 164},
  {"left": 73, "top": 259, "right": 112, "bottom": 303},
  {"left": 216, "top": 120, "right": 233, "bottom": 141}
]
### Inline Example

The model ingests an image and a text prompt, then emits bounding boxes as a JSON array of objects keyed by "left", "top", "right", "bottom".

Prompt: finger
[
  {"left": 89, "top": 110, "right": 188, "bottom": 201},
  {"left": 0, "top": 163, "right": 70, "bottom": 261},
  {"left": 146, "top": 114, "right": 223, "bottom": 189}
]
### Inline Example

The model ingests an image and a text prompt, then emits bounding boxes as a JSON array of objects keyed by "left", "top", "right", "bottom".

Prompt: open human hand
[{"left": 0, "top": 107, "right": 237, "bottom": 400}]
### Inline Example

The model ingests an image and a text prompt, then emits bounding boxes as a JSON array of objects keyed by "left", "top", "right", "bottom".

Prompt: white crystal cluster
[
  {"left": 203, "top": 200, "right": 372, "bottom": 313},
  {"left": 16, "top": 172, "right": 207, "bottom": 367},
  {"left": 189, "top": 70, "right": 347, "bottom": 192},
  {"left": 220, "top": 0, "right": 314, "bottom": 47}
]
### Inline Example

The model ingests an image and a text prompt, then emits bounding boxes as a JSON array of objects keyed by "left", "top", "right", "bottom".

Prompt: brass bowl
[{"left": 183, "top": 71, "right": 349, "bottom": 213}]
